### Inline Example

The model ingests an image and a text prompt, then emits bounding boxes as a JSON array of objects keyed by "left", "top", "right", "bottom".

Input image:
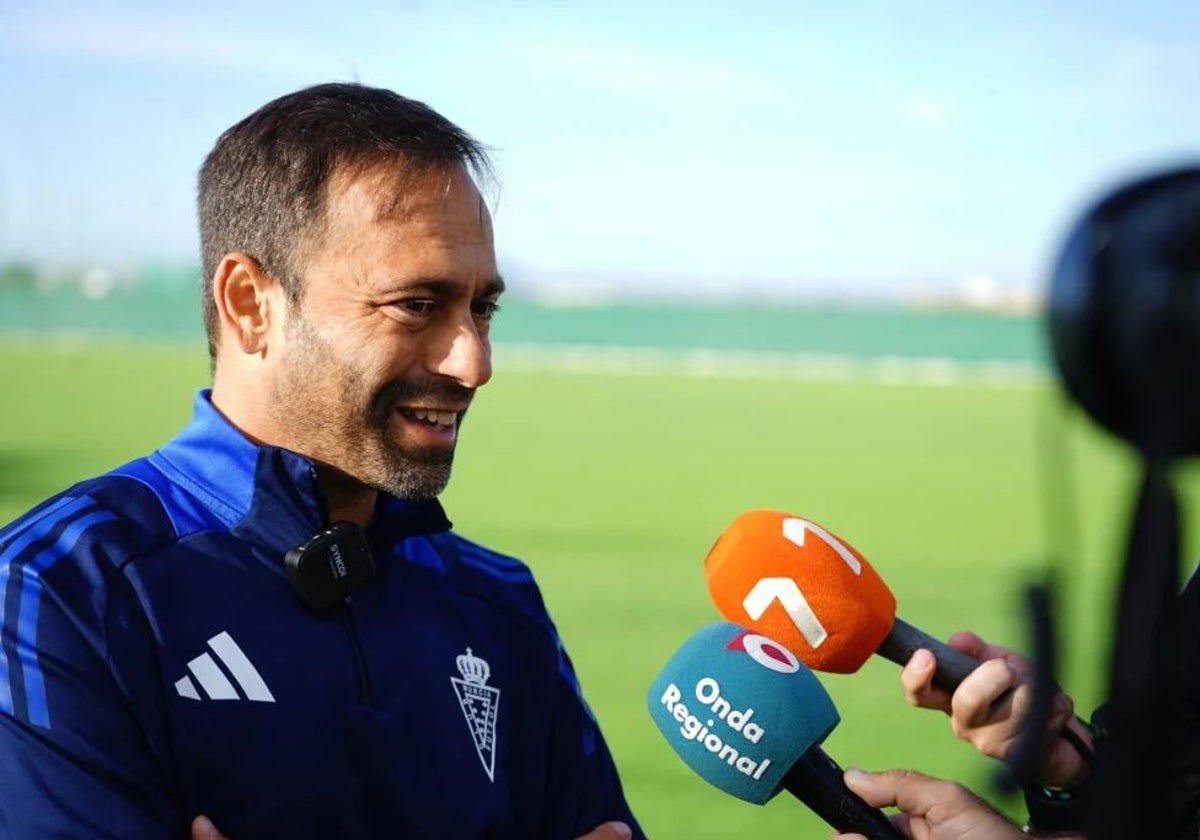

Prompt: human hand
[
  {"left": 900, "top": 631, "right": 1091, "bottom": 790},
  {"left": 831, "top": 768, "right": 1030, "bottom": 840},
  {"left": 190, "top": 815, "right": 226, "bottom": 840},
  {"left": 190, "top": 815, "right": 632, "bottom": 839}
]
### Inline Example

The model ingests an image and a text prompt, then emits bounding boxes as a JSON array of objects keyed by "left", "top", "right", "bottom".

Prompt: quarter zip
[
  {"left": 313, "top": 465, "right": 372, "bottom": 704},
  {"left": 339, "top": 597, "right": 372, "bottom": 704}
]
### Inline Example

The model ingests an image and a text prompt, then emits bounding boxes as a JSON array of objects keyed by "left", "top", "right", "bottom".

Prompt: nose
[{"left": 432, "top": 317, "right": 493, "bottom": 389}]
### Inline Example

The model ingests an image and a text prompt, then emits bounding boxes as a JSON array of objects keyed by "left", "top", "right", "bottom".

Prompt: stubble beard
[{"left": 273, "top": 319, "right": 463, "bottom": 501}]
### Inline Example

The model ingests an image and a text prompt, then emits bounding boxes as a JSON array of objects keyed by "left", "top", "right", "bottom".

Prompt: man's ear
[{"left": 212, "top": 253, "right": 281, "bottom": 357}]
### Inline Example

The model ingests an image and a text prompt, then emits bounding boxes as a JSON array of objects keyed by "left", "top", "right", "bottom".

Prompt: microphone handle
[
  {"left": 783, "top": 745, "right": 905, "bottom": 839},
  {"left": 877, "top": 615, "right": 979, "bottom": 692}
]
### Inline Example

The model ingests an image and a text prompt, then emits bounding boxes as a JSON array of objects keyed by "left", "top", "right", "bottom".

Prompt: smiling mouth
[{"left": 396, "top": 407, "right": 458, "bottom": 427}]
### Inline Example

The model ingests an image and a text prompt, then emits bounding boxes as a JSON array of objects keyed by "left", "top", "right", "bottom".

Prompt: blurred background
[{"left": 3, "top": 1, "right": 1200, "bottom": 835}]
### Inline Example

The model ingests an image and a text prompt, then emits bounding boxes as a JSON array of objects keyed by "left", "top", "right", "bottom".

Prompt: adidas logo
[{"left": 174, "top": 631, "right": 275, "bottom": 703}]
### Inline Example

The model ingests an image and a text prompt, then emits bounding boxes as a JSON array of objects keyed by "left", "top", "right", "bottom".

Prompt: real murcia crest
[{"left": 451, "top": 647, "right": 500, "bottom": 782}]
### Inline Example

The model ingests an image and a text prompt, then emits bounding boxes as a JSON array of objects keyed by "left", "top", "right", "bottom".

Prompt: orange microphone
[{"left": 704, "top": 509, "right": 979, "bottom": 691}]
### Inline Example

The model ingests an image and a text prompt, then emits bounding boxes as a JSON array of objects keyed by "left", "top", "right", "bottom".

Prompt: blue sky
[{"left": 2, "top": 1, "right": 1198, "bottom": 296}]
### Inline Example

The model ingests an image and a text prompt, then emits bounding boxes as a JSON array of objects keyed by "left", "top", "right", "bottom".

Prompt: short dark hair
[{"left": 197, "top": 82, "right": 490, "bottom": 361}]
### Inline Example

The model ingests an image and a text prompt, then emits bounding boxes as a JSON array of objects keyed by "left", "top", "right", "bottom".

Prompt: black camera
[
  {"left": 1043, "top": 164, "right": 1200, "bottom": 839},
  {"left": 1049, "top": 165, "right": 1200, "bottom": 458}
]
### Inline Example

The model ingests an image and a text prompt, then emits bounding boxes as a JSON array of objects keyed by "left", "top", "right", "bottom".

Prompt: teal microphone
[{"left": 648, "top": 622, "right": 902, "bottom": 839}]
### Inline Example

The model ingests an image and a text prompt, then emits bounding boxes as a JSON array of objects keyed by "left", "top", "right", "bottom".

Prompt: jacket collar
[{"left": 153, "top": 390, "right": 451, "bottom": 554}]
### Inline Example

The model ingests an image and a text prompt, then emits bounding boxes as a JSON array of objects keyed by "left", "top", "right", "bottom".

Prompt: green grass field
[{"left": 0, "top": 338, "right": 1188, "bottom": 836}]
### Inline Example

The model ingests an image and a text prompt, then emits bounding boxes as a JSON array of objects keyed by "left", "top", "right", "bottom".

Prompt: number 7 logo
[{"left": 741, "top": 518, "right": 862, "bottom": 649}]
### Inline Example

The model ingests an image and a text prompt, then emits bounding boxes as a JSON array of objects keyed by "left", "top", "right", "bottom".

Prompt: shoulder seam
[
  {"left": 436, "top": 535, "right": 559, "bottom": 645},
  {"left": 144, "top": 452, "right": 242, "bottom": 528}
]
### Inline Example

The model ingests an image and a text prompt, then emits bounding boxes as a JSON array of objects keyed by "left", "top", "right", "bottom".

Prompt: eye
[
  {"left": 472, "top": 299, "right": 502, "bottom": 322},
  {"left": 396, "top": 299, "right": 437, "bottom": 316}
]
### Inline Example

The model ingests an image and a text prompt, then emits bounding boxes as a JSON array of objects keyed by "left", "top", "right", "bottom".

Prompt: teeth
[{"left": 409, "top": 408, "right": 455, "bottom": 427}]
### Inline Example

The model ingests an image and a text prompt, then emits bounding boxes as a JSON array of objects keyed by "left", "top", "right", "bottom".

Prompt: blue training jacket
[{"left": 0, "top": 391, "right": 643, "bottom": 839}]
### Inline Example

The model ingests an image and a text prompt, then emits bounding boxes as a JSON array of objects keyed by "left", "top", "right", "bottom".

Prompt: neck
[
  {"left": 211, "top": 370, "right": 276, "bottom": 449},
  {"left": 212, "top": 378, "right": 378, "bottom": 529},
  {"left": 317, "top": 466, "right": 378, "bottom": 528}
]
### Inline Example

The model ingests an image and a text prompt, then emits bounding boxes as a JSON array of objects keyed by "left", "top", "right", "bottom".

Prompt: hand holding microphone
[
  {"left": 704, "top": 510, "right": 1090, "bottom": 788},
  {"left": 901, "top": 632, "right": 1092, "bottom": 791},
  {"left": 646, "top": 621, "right": 904, "bottom": 839},
  {"left": 833, "top": 768, "right": 1032, "bottom": 840},
  {"left": 705, "top": 509, "right": 980, "bottom": 689}
]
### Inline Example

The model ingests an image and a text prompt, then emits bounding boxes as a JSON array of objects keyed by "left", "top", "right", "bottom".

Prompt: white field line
[
  {"left": 493, "top": 343, "right": 1048, "bottom": 388},
  {"left": 0, "top": 334, "right": 1049, "bottom": 389}
]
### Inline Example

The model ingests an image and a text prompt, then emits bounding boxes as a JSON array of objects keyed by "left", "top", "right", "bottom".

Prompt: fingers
[
  {"left": 904, "top": 632, "right": 1089, "bottom": 792},
  {"left": 1048, "top": 689, "right": 1076, "bottom": 730},
  {"left": 190, "top": 816, "right": 227, "bottom": 840},
  {"left": 844, "top": 768, "right": 899, "bottom": 808},
  {"left": 845, "top": 768, "right": 981, "bottom": 824},
  {"left": 900, "top": 635, "right": 1019, "bottom": 715},
  {"left": 574, "top": 821, "right": 632, "bottom": 840},
  {"left": 945, "top": 630, "right": 987, "bottom": 656},
  {"left": 948, "top": 632, "right": 1032, "bottom": 679},
  {"left": 947, "top": 631, "right": 1013, "bottom": 662},
  {"left": 901, "top": 648, "right": 952, "bottom": 712},
  {"left": 846, "top": 766, "right": 987, "bottom": 825},
  {"left": 844, "top": 769, "right": 1025, "bottom": 839},
  {"left": 949, "top": 658, "right": 1019, "bottom": 733},
  {"left": 1037, "top": 714, "right": 1095, "bottom": 790},
  {"left": 844, "top": 767, "right": 947, "bottom": 812}
]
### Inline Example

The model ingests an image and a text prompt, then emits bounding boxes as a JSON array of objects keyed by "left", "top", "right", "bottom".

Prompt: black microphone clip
[{"left": 284, "top": 522, "right": 376, "bottom": 611}]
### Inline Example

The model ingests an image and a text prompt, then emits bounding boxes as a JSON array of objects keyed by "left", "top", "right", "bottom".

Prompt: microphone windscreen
[
  {"left": 647, "top": 621, "right": 839, "bottom": 804},
  {"left": 705, "top": 509, "right": 896, "bottom": 673}
]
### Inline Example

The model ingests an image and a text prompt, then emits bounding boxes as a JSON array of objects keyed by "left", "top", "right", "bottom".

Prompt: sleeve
[
  {"left": 0, "top": 497, "right": 178, "bottom": 838},
  {"left": 539, "top": 641, "right": 646, "bottom": 840},
  {"left": 1169, "top": 565, "right": 1200, "bottom": 836},
  {"left": 1025, "top": 565, "right": 1200, "bottom": 838}
]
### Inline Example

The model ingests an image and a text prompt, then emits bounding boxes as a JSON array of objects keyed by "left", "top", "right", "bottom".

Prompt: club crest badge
[{"left": 451, "top": 647, "right": 500, "bottom": 781}]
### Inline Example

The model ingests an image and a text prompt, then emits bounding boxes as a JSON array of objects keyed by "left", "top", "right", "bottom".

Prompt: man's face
[{"left": 267, "top": 163, "right": 502, "bottom": 500}]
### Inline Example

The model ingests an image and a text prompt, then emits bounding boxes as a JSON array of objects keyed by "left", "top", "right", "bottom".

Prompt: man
[{"left": 0, "top": 83, "right": 642, "bottom": 839}]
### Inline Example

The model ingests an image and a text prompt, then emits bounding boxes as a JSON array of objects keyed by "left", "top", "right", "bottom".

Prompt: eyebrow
[{"left": 394, "top": 275, "right": 506, "bottom": 296}]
